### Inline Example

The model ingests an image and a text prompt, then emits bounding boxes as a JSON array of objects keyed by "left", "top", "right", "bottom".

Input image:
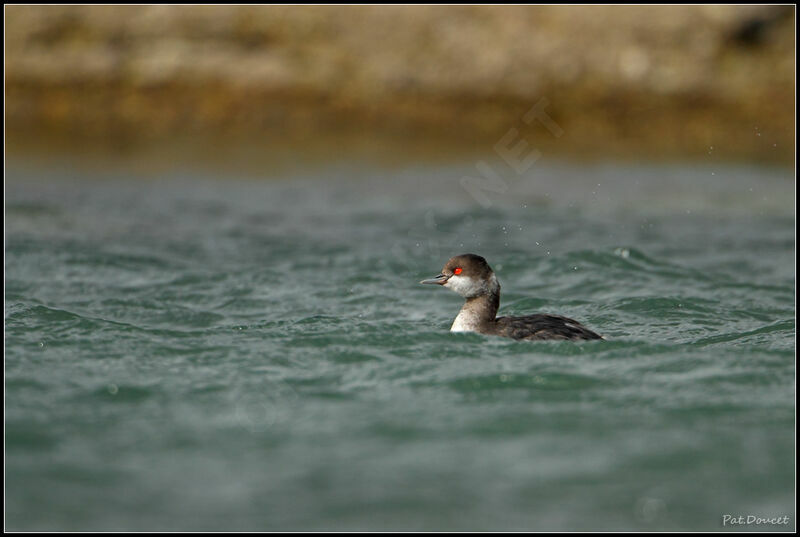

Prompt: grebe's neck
[{"left": 450, "top": 277, "right": 500, "bottom": 332}]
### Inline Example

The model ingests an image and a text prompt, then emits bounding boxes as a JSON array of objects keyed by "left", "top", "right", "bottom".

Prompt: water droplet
[
  {"left": 614, "top": 248, "right": 630, "bottom": 259},
  {"left": 636, "top": 497, "right": 667, "bottom": 523}
]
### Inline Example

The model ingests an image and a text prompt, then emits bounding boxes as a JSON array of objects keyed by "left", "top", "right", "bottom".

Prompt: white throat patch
[{"left": 444, "top": 273, "right": 498, "bottom": 298}]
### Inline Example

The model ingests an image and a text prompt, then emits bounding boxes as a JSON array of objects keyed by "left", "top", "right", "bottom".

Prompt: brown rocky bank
[{"left": 5, "top": 5, "right": 795, "bottom": 167}]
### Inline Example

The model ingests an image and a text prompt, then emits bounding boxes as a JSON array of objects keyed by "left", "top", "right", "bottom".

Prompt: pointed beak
[{"left": 420, "top": 273, "right": 448, "bottom": 285}]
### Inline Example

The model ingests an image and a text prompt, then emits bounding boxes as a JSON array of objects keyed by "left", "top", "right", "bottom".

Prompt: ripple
[
  {"left": 442, "top": 371, "right": 607, "bottom": 394},
  {"left": 692, "top": 319, "right": 796, "bottom": 347}
]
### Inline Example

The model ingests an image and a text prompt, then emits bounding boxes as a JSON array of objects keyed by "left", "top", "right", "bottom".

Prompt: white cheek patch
[{"left": 444, "top": 275, "right": 483, "bottom": 297}]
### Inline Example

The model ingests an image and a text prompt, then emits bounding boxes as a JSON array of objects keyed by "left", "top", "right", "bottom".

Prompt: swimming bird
[{"left": 420, "top": 253, "right": 602, "bottom": 340}]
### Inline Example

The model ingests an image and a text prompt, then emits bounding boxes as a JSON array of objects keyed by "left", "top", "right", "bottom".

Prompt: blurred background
[
  {"left": 5, "top": 5, "right": 796, "bottom": 532},
  {"left": 5, "top": 5, "right": 795, "bottom": 169}
]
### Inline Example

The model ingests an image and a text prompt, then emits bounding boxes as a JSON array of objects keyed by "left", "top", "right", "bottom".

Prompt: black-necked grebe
[{"left": 420, "top": 253, "right": 603, "bottom": 341}]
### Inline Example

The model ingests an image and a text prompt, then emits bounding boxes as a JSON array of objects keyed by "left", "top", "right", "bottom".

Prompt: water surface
[{"left": 5, "top": 160, "right": 795, "bottom": 530}]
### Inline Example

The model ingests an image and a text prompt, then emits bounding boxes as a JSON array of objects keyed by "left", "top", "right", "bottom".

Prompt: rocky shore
[{"left": 6, "top": 5, "right": 795, "bottom": 165}]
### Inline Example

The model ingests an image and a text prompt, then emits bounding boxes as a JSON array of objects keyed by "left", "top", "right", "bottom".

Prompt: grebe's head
[{"left": 420, "top": 253, "right": 498, "bottom": 298}]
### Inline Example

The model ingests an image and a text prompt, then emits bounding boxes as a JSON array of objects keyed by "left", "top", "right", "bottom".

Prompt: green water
[{"left": 4, "top": 160, "right": 795, "bottom": 531}]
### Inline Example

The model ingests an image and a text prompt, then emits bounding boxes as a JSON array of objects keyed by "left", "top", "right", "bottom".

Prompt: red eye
[{"left": 453, "top": 267, "right": 463, "bottom": 275}]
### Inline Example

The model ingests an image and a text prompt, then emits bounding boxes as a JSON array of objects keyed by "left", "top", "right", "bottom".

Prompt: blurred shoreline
[{"left": 6, "top": 5, "right": 795, "bottom": 168}]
